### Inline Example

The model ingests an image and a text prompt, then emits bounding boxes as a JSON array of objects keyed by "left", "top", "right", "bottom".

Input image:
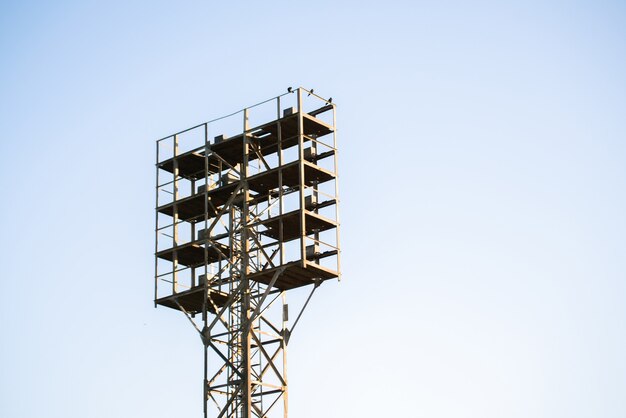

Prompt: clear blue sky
[{"left": 1, "top": 1, "right": 625, "bottom": 417}]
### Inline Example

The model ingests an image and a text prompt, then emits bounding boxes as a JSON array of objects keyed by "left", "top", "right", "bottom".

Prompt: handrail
[{"left": 156, "top": 87, "right": 332, "bottom": 142}]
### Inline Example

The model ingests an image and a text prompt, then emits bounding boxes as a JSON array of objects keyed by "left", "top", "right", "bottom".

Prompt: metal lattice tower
[{"left": 154, "top": 88, "right": 340, "bottom": 418}]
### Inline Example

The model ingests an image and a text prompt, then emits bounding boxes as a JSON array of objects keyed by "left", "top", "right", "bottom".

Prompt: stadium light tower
[{"left": 154, "top": 88, "right": 341, "bottom": 417}]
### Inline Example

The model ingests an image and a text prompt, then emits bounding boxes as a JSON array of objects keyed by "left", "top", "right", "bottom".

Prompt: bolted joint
[
  {"left": 283, "top": 328, "right": 291, "bottom": 345},
  {"left": 200, "top": 326, "right": 210, "bottom": 346}
]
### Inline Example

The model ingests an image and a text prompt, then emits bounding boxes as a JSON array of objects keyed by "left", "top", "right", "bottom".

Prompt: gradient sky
[{"left": 1, "top": 1, "right": 625, "bottom": 417}]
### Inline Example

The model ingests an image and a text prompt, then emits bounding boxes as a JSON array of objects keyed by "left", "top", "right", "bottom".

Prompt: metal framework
[{"left": 154, "top": 88, "right": 340, "bottom": 418}]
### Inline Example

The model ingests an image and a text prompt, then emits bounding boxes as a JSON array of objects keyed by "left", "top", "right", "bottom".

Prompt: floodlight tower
[{"left": 154, "top": 88, "right": 340, "bottom": 418}]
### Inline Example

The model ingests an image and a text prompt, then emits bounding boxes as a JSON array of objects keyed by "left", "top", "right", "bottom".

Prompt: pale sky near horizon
[{"left": 1, "top": 1, "right": 626, "bottom": 417}]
